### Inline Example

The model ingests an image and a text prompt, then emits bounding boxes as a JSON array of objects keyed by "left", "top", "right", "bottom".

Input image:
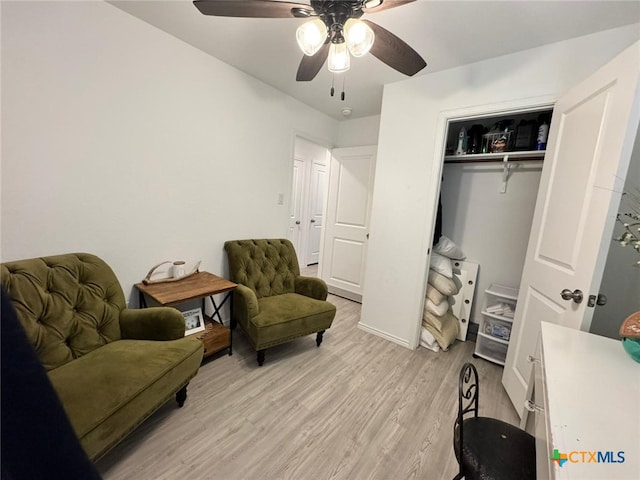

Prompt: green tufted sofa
[
  {"left": 0, "top": 253, "right": 204, "bottom": 461},
  {"left": 224, "top": 239, "right": 336, "bottom": 366}
]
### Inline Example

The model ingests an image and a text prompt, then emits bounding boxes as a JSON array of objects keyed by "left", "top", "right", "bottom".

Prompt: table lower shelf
[{"left": 192, "top": 320, "right": 231, "bottom": 359}]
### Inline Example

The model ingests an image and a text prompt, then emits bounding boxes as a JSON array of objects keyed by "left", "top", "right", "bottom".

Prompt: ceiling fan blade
[
  {"left": 362, "top": 0, "right": 415, "bottom": 14},
  {"left": 296, "top": 43, "right": 330, "bottom": 81},
  {"left": 363, "top": 20, "right": 426, "bottom": 76},
  {"left": 193, "top": 0, "right": 313, "bottom": 18}
]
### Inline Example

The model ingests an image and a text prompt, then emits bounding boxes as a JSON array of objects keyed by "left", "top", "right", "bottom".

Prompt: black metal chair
[{"left": 453, "top": 362, "right": 536, "bottom": 480}]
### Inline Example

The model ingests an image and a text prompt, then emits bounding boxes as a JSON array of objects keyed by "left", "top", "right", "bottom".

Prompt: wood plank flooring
[{"left": 96, "top": 293, "right": 519, "bottom": 480}]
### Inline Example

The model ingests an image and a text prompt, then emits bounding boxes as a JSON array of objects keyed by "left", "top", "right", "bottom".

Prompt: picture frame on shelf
[{"left": 182, "top": 307, "right": 206, "bottom": 336}]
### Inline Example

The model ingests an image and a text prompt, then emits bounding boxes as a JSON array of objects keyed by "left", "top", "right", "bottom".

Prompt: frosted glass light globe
[
  {"left": 296, "top": 19, "right": 327, "bottom": 56},
  {"left": 345, "top": 19, "right": 374, "bottom": 57}
]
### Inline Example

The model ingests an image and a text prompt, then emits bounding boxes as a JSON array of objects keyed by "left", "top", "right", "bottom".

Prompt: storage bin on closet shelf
[
  {"left": 443, "top": 110, "right": 551, "bottom": 194},
  {"left": 473, "top": 284, "right": 519, "bottom": 366},
  {"left": 421, "top": 237, "right": 478, "bottom": 352}
]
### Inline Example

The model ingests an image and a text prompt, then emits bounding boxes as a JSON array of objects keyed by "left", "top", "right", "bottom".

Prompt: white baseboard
[
  {"left": 327, "top": 285, "right": 362, "bottom": 303},
  {"left": 357, "top": 322, "right": 412, "bottom": 349}
]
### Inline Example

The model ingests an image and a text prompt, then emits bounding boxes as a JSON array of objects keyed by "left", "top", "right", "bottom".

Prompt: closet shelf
[
  {"left": 485, "top": 284, "right": 519, "bottom": 301},
  {"left": 477, "top": 331, "right": 510, "bottom": 345},
  {"left": 481, "top": 310, "right": 515, "bottom": 323},
  {"left": 444, "top": 150, "right": 545, "bottom": 164}
]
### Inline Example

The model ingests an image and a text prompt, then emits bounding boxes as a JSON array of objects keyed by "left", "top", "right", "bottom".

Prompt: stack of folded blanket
[
  {"left": 485, "top": 302, "right": 515, "bottom": 318},
  {"left": 421, "top": 236, "right": 466, "bottom": 352}
]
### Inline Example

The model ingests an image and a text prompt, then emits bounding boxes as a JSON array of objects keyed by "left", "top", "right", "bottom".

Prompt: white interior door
[
  {"left": 306, "top": 161, "right": 328, "bottom": 265},
  {"left": 319, "top": 145, "right": 377, "bottom": 302},
  {"left": 503, "top": 41, "right": 640, "bottom": 414},
  {"left": 289, "top": 157, "right": 304, "bottom": 256},
  {"left": 290, "top": 136, "right": 330, "bottom": 267}
]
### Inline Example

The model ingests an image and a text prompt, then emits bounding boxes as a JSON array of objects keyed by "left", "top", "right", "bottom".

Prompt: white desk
[{"left": 533, "top": 322, "right": 640, "bottom": 479}]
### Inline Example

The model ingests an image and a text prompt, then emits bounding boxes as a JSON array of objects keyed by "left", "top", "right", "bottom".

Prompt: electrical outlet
[{"left": 277, "top": 193, "right": 284, "bottom": 205}]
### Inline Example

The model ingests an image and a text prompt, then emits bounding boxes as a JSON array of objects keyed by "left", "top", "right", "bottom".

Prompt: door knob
[
  {"left": 295, "top": 221, "right": 300, "bottom": 225},
  {"left": 310, "top": 219, "right": 316, "bottom": 223},
  {"left": 561, "top": 289, "right": 583, "bottom": 304}
]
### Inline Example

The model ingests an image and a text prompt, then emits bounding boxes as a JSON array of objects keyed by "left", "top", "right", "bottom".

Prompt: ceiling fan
[{"left": 193, "top": 0, "right": 427, "bottom": 81}]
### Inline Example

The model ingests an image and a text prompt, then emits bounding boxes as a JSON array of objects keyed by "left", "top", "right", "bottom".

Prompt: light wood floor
[{"left": 96, "top": 292, "right": 519, "bottom": 480}]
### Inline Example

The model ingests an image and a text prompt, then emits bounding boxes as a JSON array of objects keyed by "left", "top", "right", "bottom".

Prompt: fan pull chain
[
  {"left": 341, "top": 76, "right": 346, "bottom": 101},
  {"left": 330, "top": 74, "right": 335, "bottom": 97}
]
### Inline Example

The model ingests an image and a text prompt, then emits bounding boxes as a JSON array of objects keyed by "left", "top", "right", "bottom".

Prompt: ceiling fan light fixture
[
  {"left": 328, "top": 42, "right": 350, "bottom": 73},
  {"left": 296, "top": 19, "right": 327, "bottom": 56},
  {"left": 344, "top": 18, "right": 375, "bottom": 57}
]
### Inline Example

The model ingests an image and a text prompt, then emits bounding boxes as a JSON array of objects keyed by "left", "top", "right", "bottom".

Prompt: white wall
[
  {"left": 590, "top": 129, "right": 640, "bottom": 339},
  {"left": 441, "top": 162, "right": 542, "bottom": 324},
  {"left": 1, "top": 1, "right": 338, "bottom": 306},
  {"left": 360, "top": 24, "right": 640, "bottom": 348},
  {"left": 335, "top": 115, "right": 380, "bottom": 148}
]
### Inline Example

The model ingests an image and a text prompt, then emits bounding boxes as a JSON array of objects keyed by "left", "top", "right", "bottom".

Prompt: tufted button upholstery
[
  {"left": 224, "top": 238, "right": 336, "bottom": 365},
  {"left": 0, "top": 253, "right": 124, "bottom": 371},
  {"left": 226, "top": 239, "right": 299, "bottom": 299}
]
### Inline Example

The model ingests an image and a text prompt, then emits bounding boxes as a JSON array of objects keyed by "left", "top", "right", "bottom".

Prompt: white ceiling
[{"left": 109, "top": 0, "right": 640, "bottom": 120}]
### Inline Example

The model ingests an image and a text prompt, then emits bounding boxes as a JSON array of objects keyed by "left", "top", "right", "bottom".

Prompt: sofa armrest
[
  {"left": 233, "top": 284, "right": 260, "bottom": 324},
  {"left": 120, "top": 307, "right": 185, "bottom": 341},
  {"left": 295, "top": 276, "right": 328, "bottom": 301}
]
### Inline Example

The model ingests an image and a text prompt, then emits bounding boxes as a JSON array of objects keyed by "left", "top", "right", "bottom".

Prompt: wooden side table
[{"left": 135, "top": 271, "right": 237, "bottom": 359}]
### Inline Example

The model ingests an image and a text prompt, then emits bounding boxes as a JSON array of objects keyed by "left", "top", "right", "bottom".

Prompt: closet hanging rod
[
  {"left": 444, "top": 151, "right": 546, "bottom": 164},
  {"left": 444, "top": 157, "right": 544, "bottom": 164}
]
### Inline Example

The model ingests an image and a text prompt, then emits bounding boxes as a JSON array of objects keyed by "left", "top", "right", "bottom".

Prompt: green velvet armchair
[
  {"left": 224, "top": 239, "right": 336, "bottom": 366},
  {"left": 0, "top": 253, "right": 204, "bottom": 461}
]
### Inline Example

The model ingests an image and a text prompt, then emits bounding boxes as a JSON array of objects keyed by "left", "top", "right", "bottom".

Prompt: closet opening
[{"left": 420, "top": 106, "right": 554, "bottom": 364}]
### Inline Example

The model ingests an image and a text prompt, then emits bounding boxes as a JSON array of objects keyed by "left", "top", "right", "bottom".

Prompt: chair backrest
[
  {"left": 224, "top": 239, "right": 300, "bottom": 299},
  {"left": 0, "top": 253, "right": 125, "bottom": 371},
  {"left": 458, "top": 362, "right": 480, "bottom": 422},
  {"left": 455, "top": 362, "right": 480, "bottom": 476}
]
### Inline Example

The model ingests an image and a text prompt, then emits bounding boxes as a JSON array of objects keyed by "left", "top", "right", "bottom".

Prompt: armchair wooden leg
[
  {"left": 176, "top": 385, "right": 188, "bottom": 408},
  {"left": 316, "top": 330, "right": 325, "bottom": 347},
  {"left": 257, "top": 350, "right": 266, "bottom": 366}
]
